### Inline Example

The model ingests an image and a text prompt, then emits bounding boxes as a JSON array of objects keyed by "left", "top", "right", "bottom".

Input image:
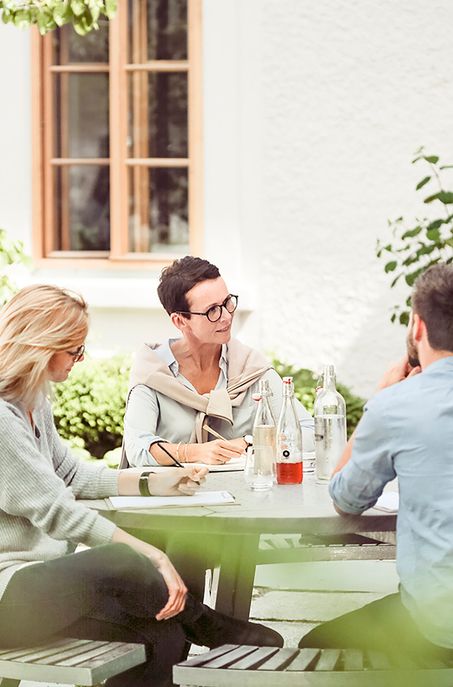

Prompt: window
[{"left": 32, "top": 0, "right": 202, "bottom": 265}]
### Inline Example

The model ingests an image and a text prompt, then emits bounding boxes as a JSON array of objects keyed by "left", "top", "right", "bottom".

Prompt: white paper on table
[
  {"left": 108, "top": 490, "right": 236, "bottom": 510},
  {"left": 374, "top": 492, "right": 399, "bottom": 513},
  {"left": 148, "top": 456, "right": 246, "bottom": 472}
]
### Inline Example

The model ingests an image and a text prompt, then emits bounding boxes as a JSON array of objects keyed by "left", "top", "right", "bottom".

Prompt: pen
[{"left": 203, "top": 424, "right": 227, "bottom": 441}]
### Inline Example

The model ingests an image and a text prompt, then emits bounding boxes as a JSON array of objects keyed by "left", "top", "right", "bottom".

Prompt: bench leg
[{"left": 215, "top": 534, "right": 259, "bottom": 619}]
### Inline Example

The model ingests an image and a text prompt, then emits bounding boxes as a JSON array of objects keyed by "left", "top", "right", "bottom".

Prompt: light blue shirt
[
  {"left": 124, "top": 338, "right": 314, "bottom": 466},
  {"left": 329, "top": 356, "right": 453, "bottom": 648}
]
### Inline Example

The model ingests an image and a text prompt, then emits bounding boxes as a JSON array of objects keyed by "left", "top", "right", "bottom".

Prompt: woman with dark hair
[
  {"left": 123, "top": 256, "right": 314, "bottom": 468},
  {"left": 0, "top": 284, "right": 282, "bottom": 687}
]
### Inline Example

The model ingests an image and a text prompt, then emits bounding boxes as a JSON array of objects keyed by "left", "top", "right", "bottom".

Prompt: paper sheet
[
  {"left": 374, "top": 492, "right": 399, "bottom": 513},
  {"left": 109, "top": 490, "right": 236, "bottom": 510}
]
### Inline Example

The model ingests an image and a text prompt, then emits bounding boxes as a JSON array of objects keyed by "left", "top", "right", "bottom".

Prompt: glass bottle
[
  {"left": 245, "top": 380, "right": 276, "bottom": 491},
  {"left": 276, "top": 376, "right": 303, "bottom": 484},
  {"left": 314, "top": 364, "right": 347, "bottom": 481}
]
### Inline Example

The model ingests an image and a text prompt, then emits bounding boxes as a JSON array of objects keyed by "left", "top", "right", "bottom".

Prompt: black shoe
[{"left": 183, "top": 605, "right": 284, "bottom": 649}]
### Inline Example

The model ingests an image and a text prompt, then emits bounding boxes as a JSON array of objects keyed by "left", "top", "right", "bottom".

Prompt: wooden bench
[
  {"left": 0, "top": 637, "right": 146, "bottom": 687},
  {"left": 173, "top": 644, "right": 453, "bottom": 686},
  {"left": 257, "top": 532, "right": 396, "bottom": 565}
]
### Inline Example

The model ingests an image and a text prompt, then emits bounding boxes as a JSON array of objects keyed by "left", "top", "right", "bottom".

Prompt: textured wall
[{"left": 203, "top": 0, "right": 453, "bottom": 396}]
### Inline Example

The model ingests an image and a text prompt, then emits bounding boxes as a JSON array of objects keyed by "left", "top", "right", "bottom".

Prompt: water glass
[{"left": 244, "top": 446, "right": 274, "bottom": 492}]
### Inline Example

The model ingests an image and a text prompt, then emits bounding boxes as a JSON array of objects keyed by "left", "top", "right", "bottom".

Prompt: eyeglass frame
[
  {"left": 176, "top": 294, "right": 239, "bottom": 323},
  {"left": 66, "top": 344, "right": 85, "bottom": 362}
]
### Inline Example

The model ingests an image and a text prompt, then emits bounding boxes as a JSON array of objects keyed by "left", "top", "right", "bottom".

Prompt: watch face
[{"left": 244, "top": 434, "right": 253, "bottom": 446}]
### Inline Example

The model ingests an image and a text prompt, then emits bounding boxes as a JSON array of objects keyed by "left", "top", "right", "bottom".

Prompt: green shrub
[
  {"left": 52, "top": 354, "right": 130, "bottom": 458},
  {"left": 272, "top": 359, "right": 365, "bottom": 437}
]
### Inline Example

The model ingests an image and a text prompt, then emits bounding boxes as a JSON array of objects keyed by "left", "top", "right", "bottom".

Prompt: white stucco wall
[{"left": 1, "top": 1, "right": 453, "bottom": 398}]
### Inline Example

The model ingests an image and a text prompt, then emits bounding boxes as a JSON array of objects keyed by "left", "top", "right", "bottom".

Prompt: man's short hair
[
  {"left": 157, "top": 256, "right": 221, "bottom": 315},
  {"left": 412, "top": 263, "right": 453, "bottom": 351}
]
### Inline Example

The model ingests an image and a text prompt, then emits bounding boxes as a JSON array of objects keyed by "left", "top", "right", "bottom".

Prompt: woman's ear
[{"left": 170, "top": 312, "right": 186, "bottom": 332}]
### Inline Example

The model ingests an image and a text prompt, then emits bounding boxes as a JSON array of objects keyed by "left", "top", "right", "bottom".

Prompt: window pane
[
  {"left": 52, "top": 21, "right": 109, "bottom": 63},
  {"left": 128, "top": 167, "right": 188, "bottom": 253},
  {"left": 128, "top": 0, "right": 187, "bottom": 62},
  {"left": 128, "top": 72, "right": 187, "bottom": 158},
  {"left": 54, "top": 74, "right": 109, "bottom": 158},
  {"left": 54, "top": 166, "right": 110, "bottom": 251}
]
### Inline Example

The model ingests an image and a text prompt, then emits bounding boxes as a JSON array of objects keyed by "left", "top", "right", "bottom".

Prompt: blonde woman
[{"left": 0, "top": 285, "right": 282, "bottom": 687}]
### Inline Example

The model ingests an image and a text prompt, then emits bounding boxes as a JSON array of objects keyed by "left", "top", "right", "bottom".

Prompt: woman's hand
[
  {"left": 154, "top": 553, "right": 188, "bottom": 620},
  {"left": 148, "top": 467, "right": 208, "bottom": 496},
  {"left": 188, "top": 437, "right": 246, "bottom": 464}
]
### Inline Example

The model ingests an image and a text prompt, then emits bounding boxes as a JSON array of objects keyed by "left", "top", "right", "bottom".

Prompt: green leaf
[
  {"left": 416, "top": 176, "right": 431, "bottom": 191},
  {"left": 424, "top": 192, "right": 440, "bottom": 204},
  {"left": 437, "top": 191, "right": 453, "bottom": 205},
  {"left": 427, "top": 227, "right": 441, "bottom": 242},
  {"left": 424, "top": 155, "right": 439, "bottom": 164},
  {"left": 405, "top": 269, "right": 423, "bottom": 286},
  {"left": 390, "top": 273, "right": 403, "bottom": 288},
  {"left": 384, "top": 261, "right": 397, "bottom": 273},
  {"left": 71, "top": 0, "right": 85, "bottom": 16},
  {"left": 401, "top": 226, "right": 421, "bottom": 239},
  {"left": 399, "top": 312, "right": 410, "bottom": 326},
  {"left": 105, "top": 0, "right": 117, "bottom": 18},
  {"left": 53, "top": 3, "right": 72, "bottom": 26},
  {"left": 440, "top": 165, "right": 453, "bottom": 170}
]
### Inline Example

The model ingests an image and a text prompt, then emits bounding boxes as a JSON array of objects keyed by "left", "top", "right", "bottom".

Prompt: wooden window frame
[{"left": 31, "top": 0, "right": 203, "bottom": 270}]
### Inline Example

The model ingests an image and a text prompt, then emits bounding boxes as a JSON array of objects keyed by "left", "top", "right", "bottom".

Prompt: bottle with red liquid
[{"left": 276, "top": 376, "right": 303, "bottom": 484}]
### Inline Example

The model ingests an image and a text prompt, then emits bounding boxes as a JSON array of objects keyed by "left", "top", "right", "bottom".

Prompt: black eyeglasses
[
  {"left": 67, "top": 344, "right": 85, "bottom": 362},
  {"left": 178, "top": 294, "right": 239, "bottom": 323}
]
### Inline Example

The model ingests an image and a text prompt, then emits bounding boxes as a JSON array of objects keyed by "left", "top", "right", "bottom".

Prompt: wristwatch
[
  {"left": 139, "top": 471, "right": 152, "bottom": 497},
  {"left": 243, "top": 434, "right": 253, "bottom": 449}
]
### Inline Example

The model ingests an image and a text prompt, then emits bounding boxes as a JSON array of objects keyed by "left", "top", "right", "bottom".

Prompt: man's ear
[
  {"left": 412, "top": 313, "right": 425, "bottom": 342},
  {"left": 170, "top": 312, "right": 186, "bottom": 332}
]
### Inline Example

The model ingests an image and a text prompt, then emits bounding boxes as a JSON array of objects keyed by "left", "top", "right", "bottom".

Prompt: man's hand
[
  {"left": 148, "top": 467, "right": 208, "bottom": 496},
  {"left": 377, "top": 355, "right": 421, "bottom": 391},
  {"left": 187, "top": 438, "right": 246, "bottom": 465}
]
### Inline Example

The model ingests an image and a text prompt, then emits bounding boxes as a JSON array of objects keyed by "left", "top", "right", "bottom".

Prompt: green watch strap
[{"left": 139, "top": 472, "right": 152, "bottom": 497}]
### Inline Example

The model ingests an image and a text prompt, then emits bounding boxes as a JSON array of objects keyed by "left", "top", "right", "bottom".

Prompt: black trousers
[
  {"left": 300, "top": 592, "right": 453, "bottom": 663},
  {"left": 0, "top": 544, "right": 210, "bottom": 687}
]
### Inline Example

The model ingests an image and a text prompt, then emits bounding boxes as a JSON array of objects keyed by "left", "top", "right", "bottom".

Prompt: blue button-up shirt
[{"left": 330, "top": 356, "right": 453, "bottom": 647}]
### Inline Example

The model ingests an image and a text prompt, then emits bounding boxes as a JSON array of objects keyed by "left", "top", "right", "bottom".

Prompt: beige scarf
[{"left": 128, "top": 338, "right": 271, "bottom": 444}]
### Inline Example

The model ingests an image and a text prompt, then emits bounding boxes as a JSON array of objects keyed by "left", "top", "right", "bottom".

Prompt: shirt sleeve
[
  {"left": 329, "top": 397, "right": 397, "bottom": 514},
  {"left": 46, "top": 407, "right": 119, "bottom": 499},
  {"left": 264, "top": 368, "right": 315, "bottom": 450},
  {"left": 0, "top": 412, "right": 116, "bottom": 547},
  {"left": 123, "top": 384, "right": 165, "bottom": 466}
]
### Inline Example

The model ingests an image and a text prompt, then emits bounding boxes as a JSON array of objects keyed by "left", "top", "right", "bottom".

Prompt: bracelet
[
  {"left": 183, "top": 443, "right": 189, "bottom": 462},
  {"left": 139, "top": 471, "right": 152, "bottom": 497},
  {"left": 176, "top": 441, "right": 182, "bottom": 463}
]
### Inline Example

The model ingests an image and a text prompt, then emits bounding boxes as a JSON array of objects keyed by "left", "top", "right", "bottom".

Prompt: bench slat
[
  {"left": 179, "top": 644, "right": 238, "bottom": 667},
  {"left": 342, "top": 649, "right": 363, "bottom": 671},
  {"left": 202, "top": 645, "right": 258, "bottom": 669},
  {"left": 313, "top": 649, "right": 341, "bottom": 671},
  {"left": 257, "top": 648, "right": 299, "bottom": 671},
  {"left": 286, "top": 648, "right": 319, "bottom": 671},
  {"left": 231, "top": 647, "right": 280, "bottom": 670},
  {"left": 36, "top": 640, "right": 112, "bottom": 665},
  {"left": 57, "top": 641, "right": 136, "bottom": 667},
  {"left": 0, "top": 638, "right": 89, "bottom": 662},
  {"left": 366, "top": 650, "right": 391, "bottom": 670}
]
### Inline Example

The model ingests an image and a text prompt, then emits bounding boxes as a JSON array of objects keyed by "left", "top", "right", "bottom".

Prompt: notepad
[
  {"left": 108, "top": 490, "right": 236, "bottom": 509},
  {"left": 374, "top": 492, "right": 399, "bottom": 513},
  {"left": 149, "top": 456, "right": 246, "bottom": 472}
]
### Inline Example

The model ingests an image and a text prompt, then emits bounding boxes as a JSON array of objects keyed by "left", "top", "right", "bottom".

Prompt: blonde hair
[{"left": 0, "top": 284, "right": 88, "bottom": 408}]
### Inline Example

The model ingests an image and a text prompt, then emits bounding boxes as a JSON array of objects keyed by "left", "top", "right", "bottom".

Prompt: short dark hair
[
  {"left": 412, "top": 263, "right": 453, "bottom": 351},
  {"left": 157, "top": 256, "right": 221, "bottom": 315}
]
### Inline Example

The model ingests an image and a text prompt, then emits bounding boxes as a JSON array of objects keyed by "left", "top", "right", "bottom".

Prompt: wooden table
[{"left": 91, "top": 473, "right": 396, "bottom": 620}]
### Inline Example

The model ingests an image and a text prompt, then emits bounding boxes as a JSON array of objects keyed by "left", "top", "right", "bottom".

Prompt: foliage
[
  {"left": 0, "top": 228, "right": 30, "bottom": 307},
  {"left": 272, "top": 359, "right": 365, "bottom": 437},
  {"left": 376, "top": 149, "right": 453, "bottom": 326},
  {"left": 0, "top": 0, "right": 117, "bottom": 35},
  {"left": 52, "top": 354, "right": 130, "bottom": 458}
]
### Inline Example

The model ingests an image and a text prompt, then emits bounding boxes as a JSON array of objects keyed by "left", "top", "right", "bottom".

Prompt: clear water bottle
[
  {"left": 314, "top": 364, "right": 346, "bottom": 481},
  {"left": 276, "top": 376, "right": 303, "bottom": 484},
  {"left": 245, "top": 380, "right": 276, "bottom": 491}
]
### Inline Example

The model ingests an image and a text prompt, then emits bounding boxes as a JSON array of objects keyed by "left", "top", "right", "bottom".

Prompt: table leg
[{"left": 214, "top": 534, "right": 260, "bottom": 620}]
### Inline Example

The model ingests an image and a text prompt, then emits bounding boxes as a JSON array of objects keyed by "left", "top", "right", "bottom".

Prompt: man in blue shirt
[{"left": 299, "top": 263, "right": 453, "bottom": 659}]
